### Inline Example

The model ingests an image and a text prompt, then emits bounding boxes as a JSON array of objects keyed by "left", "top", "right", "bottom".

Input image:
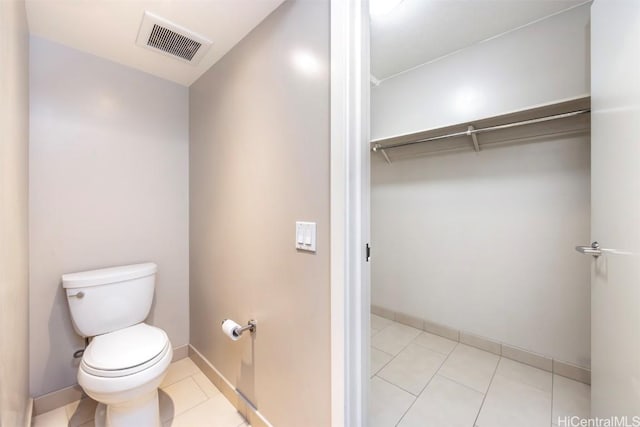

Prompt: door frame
[{"left": 330, "top": 0, "right": 370, "bottom": 426}]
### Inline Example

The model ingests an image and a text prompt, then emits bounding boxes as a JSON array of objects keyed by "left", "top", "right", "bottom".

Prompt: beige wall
[
  {"left": 0, "top": 0, "right": 30, "bottom": 424},
  {"left": 29, "top": 37, "right": 189, "bottom": 396},
  {"left": 189, "top": 1, "right": 330, "bottom": 426}
]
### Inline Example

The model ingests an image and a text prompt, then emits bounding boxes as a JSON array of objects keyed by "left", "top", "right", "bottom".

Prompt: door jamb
[{"left": 330, "top": 0, "right": 370, "bottom": 426}]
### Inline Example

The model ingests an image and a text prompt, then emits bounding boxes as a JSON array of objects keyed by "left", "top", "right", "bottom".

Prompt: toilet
[{"left": 62, "top": 262, "right": 172, "bottom": 427}]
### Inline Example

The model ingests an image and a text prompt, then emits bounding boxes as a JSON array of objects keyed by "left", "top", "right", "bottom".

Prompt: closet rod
[{"left": 372, "top": 109, "right": 590, "bottom": 153}]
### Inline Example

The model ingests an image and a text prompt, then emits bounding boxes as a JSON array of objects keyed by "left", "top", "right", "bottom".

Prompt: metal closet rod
[{"left": 372, "top": 109, "right": 591, "bottom": 153}]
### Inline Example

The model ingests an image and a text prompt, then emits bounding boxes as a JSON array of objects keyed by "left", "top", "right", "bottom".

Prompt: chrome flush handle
[{"left": 67, "top": 291, "right": 85, "bottom": 299}]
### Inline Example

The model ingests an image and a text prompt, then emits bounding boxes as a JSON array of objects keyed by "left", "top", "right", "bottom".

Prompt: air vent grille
[
  {"left": 136, "top": 11, "right": 212, "bottom": 65},
  {"left": 147, "top": 24, "right": 202, "bottom": 61}
]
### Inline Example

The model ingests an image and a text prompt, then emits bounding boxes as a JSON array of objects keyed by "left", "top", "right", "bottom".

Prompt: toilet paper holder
[{"left": 223, "top": 319, "right": 257, "bottom": 337}]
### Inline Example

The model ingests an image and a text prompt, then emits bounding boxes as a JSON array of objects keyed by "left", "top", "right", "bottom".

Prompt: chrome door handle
[{"left": 575, "top": 241, "right": 602, "bottom": 257}]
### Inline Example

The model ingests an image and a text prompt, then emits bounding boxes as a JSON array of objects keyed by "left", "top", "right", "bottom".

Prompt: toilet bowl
[
  {"left": 78, "top": 323, "right": 172, "bottom": 427},
  {"left": 62, "top": 263, "right": 172, "bottom": 427}
]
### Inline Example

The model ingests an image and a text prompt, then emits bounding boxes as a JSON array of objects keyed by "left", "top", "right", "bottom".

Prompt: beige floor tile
[
  {"left": 32, "top": 406, "right": 68, "bottom": 427},
  {"left": 475, "top": 373, "right": 551, "bottom": 427},
  {"left": 65, "top": 398, "right": 98, "bottom": 427},
  {"left": 398, "top": 375, "right": 484, "bottom": 427},
  {"left": 161, "top": 357, "right": 200, "bottom": 388},
  {"left": 370, "top": 376, "right": 415, "bottom": 427},
  {"left": 159, "top": 377, "right": 208, "bottom": 422},
  {"left": 371, "top": 314, "right": 393, "bottom": 331},
  {"left": 33, "top": 359, "right": 245, "bottom": 427},
  {"left": 192, "top": 372, "right": 223, "bottom": 399},
  {"left": 371, "top": 323, "right": 422, "bottom": 356},
  {"left": 552, "top": 374, "right": 590, "bottom": 423},
  {"left": 378, "top": 343, "right": 446, "bottom": 395},
  {"left": 164, "top": 394, "right": 246, "bottom": 427},
  {"left": 496, "top": 357, "right": 552, "bottom": 393},
  {"left": 412, "top": 331, "right": 458, "bottom": 355},
  {"left": 371, "top": 347, "right": 394, "bottom": 377},
  {"left": 438, "top": 344, "right": 499, "bottom": 393}
]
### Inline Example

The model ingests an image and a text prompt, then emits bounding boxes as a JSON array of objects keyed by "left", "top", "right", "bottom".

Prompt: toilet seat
[{"left": 81, "top": 323, "right": 170, "bottom": 378}]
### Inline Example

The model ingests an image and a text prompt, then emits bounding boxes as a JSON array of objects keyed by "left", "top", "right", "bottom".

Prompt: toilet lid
[{"left": 81, "top": 323, "right": 170, "bottom": 378}]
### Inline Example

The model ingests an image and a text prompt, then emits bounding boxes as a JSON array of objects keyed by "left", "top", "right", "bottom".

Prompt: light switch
[{"left": 296, "top": 221, "right": 317, "bottom": 252}]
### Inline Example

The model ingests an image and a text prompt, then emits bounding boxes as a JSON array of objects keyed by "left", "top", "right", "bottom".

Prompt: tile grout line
[
  {"left": 426, "top": 342, "right": 499, "bottom": 395},
  {"left": 472, "top": 355, "right": 501, "bottom": 427},
  {"left": 375, "top": 374, "right": 419, "bottom": 398},
  {"left": 371, "top": 321, "right": 423, "bottom": 363},
  {"left": 163, "top": 375, "right": 210, "bottom": 424},
  {"left": 371, "top": 321, "right": 442, "bottom": 425},
  {"left": 161, "top": 361, "right": 201, "bottom": 389},
  {"left": 189, "top": 370, "right": 214, "bottom": 399},
  {"left": 394, "top": 342, "right": 460, "bottom": 426},
  {"left": 373, "top": 345, "right": 395, "bottom": 358},
  {"left": 370, "top": 319, "right": 411, "bottom": 377},
  {"left": 371, "top": 351, "right": 395, "bottom": 378},
  {"left": 165, "top": 370, "right": 240, "bottom": 427},
  {"left": 169, "top": 364, "right": 243, "bottom": 415},
  {"left": 436, "top": 370, "right": 493, "bottom": 396},
  {"left": 370, "top": 316, "right": 394, "bottom": 339},
  {"left": 164, "top": 394, "right": 211, "bottom": 425},
  {"left": 371, "top": 321, "right": 435, "bottom": 379},
  {"left": 159, "top": 362, "right": 201, "bottom": 426},
  {"left": 371, "top": 319, "right": 458, "bottom": 424},
  {"left": 410, "top": 344, "right": 455, "bottom": 356}
]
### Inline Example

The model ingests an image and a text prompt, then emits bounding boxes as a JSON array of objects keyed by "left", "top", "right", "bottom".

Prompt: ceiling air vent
[{"left": 136, "top": 12, "right": 212, "bottom": 65}]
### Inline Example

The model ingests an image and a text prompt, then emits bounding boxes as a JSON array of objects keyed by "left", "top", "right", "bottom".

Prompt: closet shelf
[{"left": 371, "top": 96, "right": 591, "bottom": 163}]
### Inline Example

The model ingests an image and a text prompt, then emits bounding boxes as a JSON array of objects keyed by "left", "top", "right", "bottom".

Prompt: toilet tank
[{"left": 62, "top": 263, "right": 158, "bottom": 337}]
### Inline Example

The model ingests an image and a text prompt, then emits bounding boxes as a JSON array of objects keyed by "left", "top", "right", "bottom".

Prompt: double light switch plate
[{"left": 296, "top": 221, "right": 317, "bottom": 252}]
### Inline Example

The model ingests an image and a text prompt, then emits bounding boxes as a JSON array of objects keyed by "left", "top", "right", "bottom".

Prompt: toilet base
[
  {"left": 94, "top": 403, "right": 106, "bottom": 427},
  {"left": 93, "top": 390, "right": 161, "bottom": 427}
]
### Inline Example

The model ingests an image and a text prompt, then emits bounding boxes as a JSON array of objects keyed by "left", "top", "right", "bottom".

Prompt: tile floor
[
  {"left": 30, "top": 321, "right": 591, "bottom": 427},
  {"left": 370, "top": 315, "right": 591, "bottom": 427},
  {"left": 32, "top": 358, "right": 249, "bottom": 427}
]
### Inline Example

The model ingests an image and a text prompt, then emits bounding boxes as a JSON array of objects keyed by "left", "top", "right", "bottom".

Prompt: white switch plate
[{"left": 295, "top": 221, "right": 316, "bottom": 252}]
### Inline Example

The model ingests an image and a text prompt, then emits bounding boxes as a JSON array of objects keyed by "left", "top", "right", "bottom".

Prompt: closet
[{"left": 370, "top": 1, "right": 592, "bottom": 375}]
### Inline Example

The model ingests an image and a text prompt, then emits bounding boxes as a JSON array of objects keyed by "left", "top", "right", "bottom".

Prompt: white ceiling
[
  {"left": 26, "top": 0, "right": 285, "bottom": 86},
  {"left": 371, "top": 0, "right": 586, "bottom": 81}
]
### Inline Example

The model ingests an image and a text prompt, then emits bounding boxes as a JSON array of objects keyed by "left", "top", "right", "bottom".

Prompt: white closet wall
[
  {"left": 372, "top": 4, "right": 590, "bottom": 140},
  {"left": 371, "top": 4, "right": 591, "bottom": 368}
]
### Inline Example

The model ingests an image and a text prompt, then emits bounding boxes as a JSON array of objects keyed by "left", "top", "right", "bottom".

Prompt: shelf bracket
[
  {"left": 373, "top": 143, "right": 392, "bottom": 164},
  {"left": 467, "top": 125, "right": 480, "bottom": 152}
]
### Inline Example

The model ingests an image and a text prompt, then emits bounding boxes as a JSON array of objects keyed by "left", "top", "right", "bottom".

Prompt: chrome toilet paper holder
[{"left": 223, "top": 319, "right": 257, "bottom": 337}]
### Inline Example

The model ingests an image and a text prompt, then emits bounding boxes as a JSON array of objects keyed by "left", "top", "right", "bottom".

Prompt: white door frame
[{"left": 330, "top": 0, "right": 370, "bottom": 426}]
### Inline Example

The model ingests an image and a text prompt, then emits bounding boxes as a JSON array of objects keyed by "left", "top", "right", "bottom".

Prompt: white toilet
[{"left": 62, "top": 262, "right": 172, "bottom": 427}]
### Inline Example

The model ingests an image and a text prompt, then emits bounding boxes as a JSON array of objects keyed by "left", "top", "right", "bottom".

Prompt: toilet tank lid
[{"left": 62, "top": 262, "right": 157, "bottom": 289}]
